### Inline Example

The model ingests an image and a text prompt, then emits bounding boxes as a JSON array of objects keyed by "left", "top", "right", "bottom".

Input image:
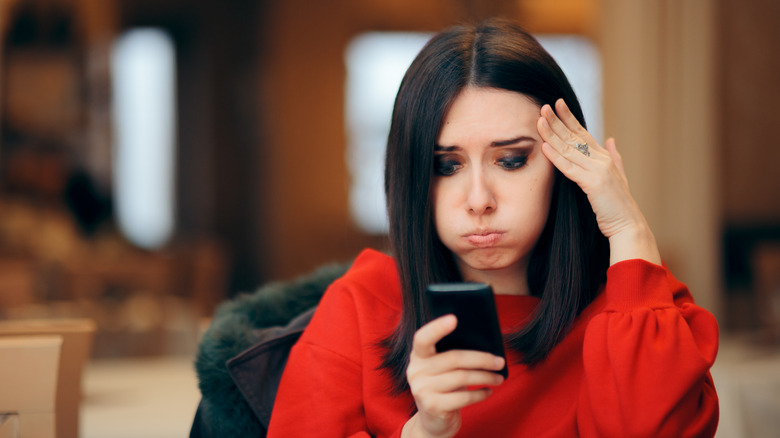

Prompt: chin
[{"left": 459, "top": 250, "right": 522, "bottom": 273}]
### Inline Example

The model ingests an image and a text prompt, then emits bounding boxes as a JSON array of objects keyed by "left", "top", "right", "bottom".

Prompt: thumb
[{"left": 605, "top": 137, "right": 628, "bottom": 185}]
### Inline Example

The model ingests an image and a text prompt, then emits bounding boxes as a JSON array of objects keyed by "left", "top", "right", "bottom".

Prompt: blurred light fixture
[
  {"left": 111, "top": 28, "right": 177, "bottom": 249},
  {"left": 345, "top": 32, "right": 431, "bottom": 234}
]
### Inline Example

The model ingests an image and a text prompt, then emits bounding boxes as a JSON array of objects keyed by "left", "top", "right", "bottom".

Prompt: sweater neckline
[{"left": 494, "top": 294, "right": 539, "bottom": 331}]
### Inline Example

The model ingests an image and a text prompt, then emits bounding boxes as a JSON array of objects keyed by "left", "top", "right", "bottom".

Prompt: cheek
[
  {"left": 534, "top": 160, "right": 556, "bottom": 196},
  {"left": 521, "top": 166, "right": 556, "bottom": 223},
  {"left": 431, "top": 180, "right": 461, "bottom": 243}
]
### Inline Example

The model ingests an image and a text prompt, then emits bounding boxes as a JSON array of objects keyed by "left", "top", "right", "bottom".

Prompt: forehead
[{"left": 438, "top": 87, "right": 541, "bottom": 145}]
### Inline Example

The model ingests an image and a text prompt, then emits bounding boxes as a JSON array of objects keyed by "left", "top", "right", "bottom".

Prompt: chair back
[
  {"left": 0, "top": 319, "right": 96, "bottom": 438},
  {"left": 0, "top": 336, "right": 61, "bottom": 438}
]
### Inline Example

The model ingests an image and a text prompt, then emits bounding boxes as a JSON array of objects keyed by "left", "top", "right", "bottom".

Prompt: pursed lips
[{"left": 462, "top": 230, "right": 505, "bottom": 247}]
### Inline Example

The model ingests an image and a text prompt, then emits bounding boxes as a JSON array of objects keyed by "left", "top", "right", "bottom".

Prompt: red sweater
[{"left": 267, "top": 249, "right": 719, "bottom": 437}]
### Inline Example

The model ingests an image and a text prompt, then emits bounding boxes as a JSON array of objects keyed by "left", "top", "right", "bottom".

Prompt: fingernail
[{"left": 495, "top": 357, "right": 505, "bottom": 368}]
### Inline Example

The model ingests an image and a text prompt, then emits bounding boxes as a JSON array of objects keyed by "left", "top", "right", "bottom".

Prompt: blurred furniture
[
  {"left": 0, "top": 319, "right": 96, "bottom": 438},
  {"left": 0, "top": 198, "right": 227, "bottom": 358},
  {"left": 0, "top": 335, "right": 62, "bottom": 438}
]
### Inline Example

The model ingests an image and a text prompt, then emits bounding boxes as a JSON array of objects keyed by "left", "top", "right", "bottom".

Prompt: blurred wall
[
  {"left": 719, "top": 0, "right": 780, "bottom": 224},
  {"left": 716, "top": 0, "right": 780, "bottom": 330},
  {"left": 601, "top": 0, "right": 721, "bottom": 315}
]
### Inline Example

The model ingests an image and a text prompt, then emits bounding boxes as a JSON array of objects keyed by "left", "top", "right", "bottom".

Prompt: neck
[{"left": 458, "top": 263, "right": 529, "bottom": 296}]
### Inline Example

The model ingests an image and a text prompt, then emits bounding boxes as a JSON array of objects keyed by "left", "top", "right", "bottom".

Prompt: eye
[
  {"left": 434, "top": 155, "right": 462, "bottom": 176},
  {"left": 496, "top": 154, "right": 528, "bottom": 170}
]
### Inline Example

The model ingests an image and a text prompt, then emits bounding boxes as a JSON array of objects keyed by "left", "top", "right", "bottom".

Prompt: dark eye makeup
[
  {"left": 434, "top": 155, "right": 462, "bottom": 176},
  {"left": 496, "top": 152, "right": 528, "bottom": 170},
  {"left": 433, "top": 145, "right": 533, "bottom": 176}
]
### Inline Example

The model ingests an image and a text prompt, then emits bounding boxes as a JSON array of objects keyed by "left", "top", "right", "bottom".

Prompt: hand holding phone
[{"left": 426, "top": 282, "right": 508, "bottom": 378}]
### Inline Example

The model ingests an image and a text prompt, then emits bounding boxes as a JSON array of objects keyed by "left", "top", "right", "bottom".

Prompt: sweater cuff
[{"left": 603, "top": 259, "right": 675, "bottom": 311}]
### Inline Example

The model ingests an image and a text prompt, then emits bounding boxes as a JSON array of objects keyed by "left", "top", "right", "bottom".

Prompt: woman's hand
[
  {"left": 402, "top": 315, "right": 505, "bottom": 438},
  {"left": 537, "top": 99, "right": 661, "bottom": 266}
]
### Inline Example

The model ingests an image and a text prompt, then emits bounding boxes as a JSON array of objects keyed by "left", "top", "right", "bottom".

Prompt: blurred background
[{"left": 0, "top": 0, "right": 778, "bottom": 437}]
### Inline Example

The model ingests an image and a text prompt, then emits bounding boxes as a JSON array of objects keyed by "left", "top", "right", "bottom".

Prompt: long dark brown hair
[{"left": 381, "top": 18, "right": 610, "bottom": 393}]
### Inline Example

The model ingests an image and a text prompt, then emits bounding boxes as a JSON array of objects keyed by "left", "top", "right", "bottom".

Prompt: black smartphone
[{"left": 425, "top": 282, "right": 508, "bottom": 378}]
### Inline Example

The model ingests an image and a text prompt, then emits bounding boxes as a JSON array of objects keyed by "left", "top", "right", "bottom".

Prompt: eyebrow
[
  {"left": 491, "top": 135, "right": 536, "bottom": 147},
  {"left": 435, "top": 135, "right": 537, "bottom": 151}
]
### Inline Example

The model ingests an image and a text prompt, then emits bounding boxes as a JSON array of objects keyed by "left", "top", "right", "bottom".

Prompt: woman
[{"left": 267, "top": 18, "right": 719, "bottom": 437}]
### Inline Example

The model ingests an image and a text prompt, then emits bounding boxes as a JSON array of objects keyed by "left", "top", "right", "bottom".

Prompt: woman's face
[{"left": 433, "top": 86, "right": 555, "bottom": 286}]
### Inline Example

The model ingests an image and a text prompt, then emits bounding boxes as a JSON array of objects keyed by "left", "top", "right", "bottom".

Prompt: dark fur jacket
[{"left": 191, "top": 262, "right": 350, "bottom": 437}]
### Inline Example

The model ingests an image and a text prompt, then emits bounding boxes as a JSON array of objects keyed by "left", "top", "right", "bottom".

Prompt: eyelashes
[
  {"left": 434, "top": 151, "right": 529, "bottom": 176},
  {"left": 434, "top": 157, "right": 461, "bottom": 176},
  {"left": 496, "top": 154, "right": 528, "bottom": 170}
]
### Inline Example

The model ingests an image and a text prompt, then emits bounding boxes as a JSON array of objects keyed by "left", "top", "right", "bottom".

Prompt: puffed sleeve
[
  {"left": 266, "top": 280, "right": 368, "bottom": 437},
  {"left": 266, "top": 279, "right": 407, "bottom": 438},
  {"left": 577, "top": 260, "right": 719, "bottom": 437}
]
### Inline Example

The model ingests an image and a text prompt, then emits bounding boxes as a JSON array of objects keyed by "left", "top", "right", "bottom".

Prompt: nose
[{"left": 466, "top": 169, "right": 496, "bottom": 215}]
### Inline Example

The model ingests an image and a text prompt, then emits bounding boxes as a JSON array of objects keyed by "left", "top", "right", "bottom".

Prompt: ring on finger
[{"left": 573, "top": 141, "right": 590, "bottom": 157}]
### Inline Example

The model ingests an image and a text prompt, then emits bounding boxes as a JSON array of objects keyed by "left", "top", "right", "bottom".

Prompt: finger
[
  {"left": 430, "top": 388, "right": 493, "bottom": 412},
  {"left": 420, "top": 387, "right": 494, "bottom": 414},
  {"left": 542, "top": 141, "right": 583, "bottom": 183},
  {"left": 551, "top": 100, "right": 608, "bottom": 162},
  {"left": 428, "top": 369, "right": 504, "bottom": 393},
  {"left": 604, "top": 137, "right": 627, "bottom": 183},
  {"left": 536, "top": 113, "right": 564, "bottom": 148},
  {"left": 537, "top": 116, "right": 589, "bottom": 171},
  {"left": 538, "top": 110, "right": 590, "bottom": 166},
  {"left": 554, "top": 99, "right": 594, "bottom": 144},
  {"left": 541, "top": 103, "right": 583, "bottom": 147},
  {"left": 539, "top": 104, "right": 568, "bottom": 139},
  {"left": 412, "top": 315, "right": 457, "bottom": 359},
  {"left": 424, "top": 349, "right": 506, "bottom": 376}
]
